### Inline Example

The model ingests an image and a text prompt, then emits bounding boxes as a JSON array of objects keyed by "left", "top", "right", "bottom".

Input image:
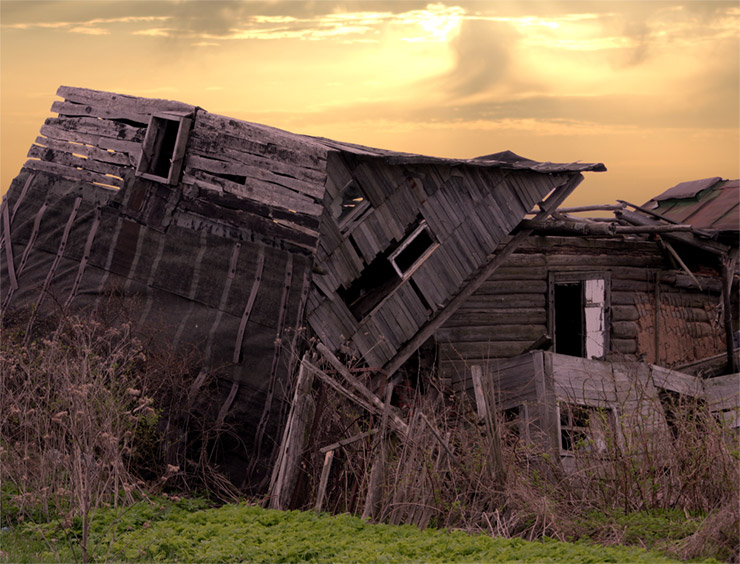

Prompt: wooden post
[
  {"left": 316, "top": 343, "right": 408, "bottom": 436},
  {"left": 268, "top": 359, "right": 315, "bottom": 510},
  {"left": 470, "top": 365, "right": 487, "bottom": 422},
  {"left": 654, "top": 272, "right": 661, "bottom": 365},
  {"left": 722, "top": 249, "right": 738, "bottom": 374},
  {"left": 314, "top": 450, "right": 334, "bottom": 512},
  {"left": 361, "top": 381, "right": 394, "bottom": 521}
]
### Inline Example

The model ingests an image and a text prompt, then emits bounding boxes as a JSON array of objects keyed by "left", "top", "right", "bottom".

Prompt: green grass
[{"left": 1, "top": 498, "right": 696, "bottom": 563}]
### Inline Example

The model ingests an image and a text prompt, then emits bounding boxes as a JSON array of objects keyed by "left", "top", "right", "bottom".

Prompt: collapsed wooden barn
[
  {"left": 0, "top": 86, "right": 607, "bottom": 488},
  {"left": 445, "top": 177, "right": 740, "bottom": 465}
]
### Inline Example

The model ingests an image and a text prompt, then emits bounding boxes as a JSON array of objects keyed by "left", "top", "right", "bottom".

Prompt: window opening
[
  {"left": 551, "top": 275, "right": 607, "bottom": 359},
  {"left": 137, "top": 114, "right": 191, "bottom": 185},
  {"left": 339, "top": 216, "right": 437, "bottom": 322},
  {"left": 559, "top": 402, "right": 610, "bottom": 454},
  {"left": 658, "top": 389, "right": 681, "bottom": 439},
  {"left": 658, "top": 389, "right": 707, "bottom": 439},
  {"left": 338, "top": 251, "right": 399, "bottom": 321},
  {"left": 502, "top": 405, "right": 524, "bottom": 444},
  {"left": 554, "top": 283, "right": 583, "bottom": 357},
  {"left": 390, "top": 223, "right": 436, "bottom": 276},
  {"left": 332, "top": 180, "right": 370, "bottom": 231}
]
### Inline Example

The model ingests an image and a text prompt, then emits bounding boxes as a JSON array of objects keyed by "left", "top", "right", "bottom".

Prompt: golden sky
[{"left": 2, "top": 1, "right": 738, "bottom": 206}]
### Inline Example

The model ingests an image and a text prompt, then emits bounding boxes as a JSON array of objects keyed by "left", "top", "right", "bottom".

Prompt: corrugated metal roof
[{"left": 644, "top": 178, "right": 739, "bottom": 233}]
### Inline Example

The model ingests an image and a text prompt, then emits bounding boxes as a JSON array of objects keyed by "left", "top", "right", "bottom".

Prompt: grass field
[{"left": 1, "top": 498, "right": 701, "bottom": 563}]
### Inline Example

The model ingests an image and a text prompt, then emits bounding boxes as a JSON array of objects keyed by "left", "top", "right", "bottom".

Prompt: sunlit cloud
[
  {"left": 68, "top": 26, "right": 110, "bottom": 36},
  {"left": 134, "top": 28, "right": 176, "bottom": 37},
  {"left": 2, "top": 15, "right": 171, "bottom": 34}
]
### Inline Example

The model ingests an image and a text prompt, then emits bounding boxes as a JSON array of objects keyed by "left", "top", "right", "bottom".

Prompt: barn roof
[{"left": 643, "top": 177, "right": 740, "bottom": 234}]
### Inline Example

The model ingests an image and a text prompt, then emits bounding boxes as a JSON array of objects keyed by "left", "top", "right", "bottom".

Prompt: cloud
[
  {"left": 2, "top": 13, "right": 171, "bottom": 35},
  {"left": 68, "top": 26, "right": 110, "bottom": 35},
  {"left": 438, "top": 18, "right": 519, "bottom": 98}
]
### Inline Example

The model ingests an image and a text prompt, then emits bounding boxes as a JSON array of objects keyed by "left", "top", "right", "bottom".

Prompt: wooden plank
[
  {"left": 462, "top": 294, "right": 546, "bottom": 309},
  {"left": 351, "top": 161, "right": 386, "bottom": 207},
  {"left": 189, "top": 127, "right": 326, "bottom": 181},
  {"left": 183, "top": 167, "right": 322, "bottom": 218},
  {"left": 360, "top": 317, "right": 397, "bottom": 361},
  {"left": 314, "top": 450, "right": 334, "bottom": 512},
  {"left": 409, "top": 263, "right": 444, "bottom": 311},
  {"left": 442, "top": 309, "right": 546, "bottom": 327},
  {"left": 174, "top": 201, "right": 317, "bottom": 251},
  {"left": 315, "top": 344, "right": 409, "bottom": 435},
  {"left": 96, "top": 137, "right": 142, "bottom": 155},
  {"left": 44, "top": 116, "right": 145, "bottom": 142},
  {"left": 476, "top": 279, "right": 547, "bottom": 295},
  {"left": 371, "top": 309, "right": 402, "bottom": 351},
  {"left": 375, "top": 202, "right": 405, "bottom": 242},
  {"left": 455, "top": 220, "right": 487, "bottom": 265},
  {"left": 395, "top": 284, "right": 429, "bottom": 327},
  {"left": 189, "top": 134, "right": 326, "bottom": 185},
  {"left": 193, "top": 113, "right": 327, "bottom": 172},
  {"left": 33, "top": 136, "right": 134, "bottom": 166},
  {"left": 705, "top": 373, "right": 740, "bottom": 410},
  {"left": 57, "top": 85, "right": 195, "bottom": 116},
  {"left": 186, "top": 154, "right": 324, "bottom": 203},
  {"left": 471, "top": 365, "right": 487, "bottom": 421},
  {"left": 420, "top": 197, "right": 452, "bottom": 239},
  {"left": 350, "top": 327, "right": 388, "bottom": 368},
  {"left": 181, "top": 175, "right": 320, "bottom": 234},
  {"left": 268, "top": 360, "right": 315, "bottom": 510},
  {"left": 436, "top": 324, "right": 546, "bottom": 343},
  {"left": 649, "top": 365, "right": 704, "bottom": 397},
  {"left": 439, "top": 341, "right": 532, "bottom": 360},
  {"left": 22, "top": 159, "right": 123, "bottom": 189},
  {"left": 378, "top": 294, "right": 417, "bottom": 340},
  {"left": 51, "top": 100, "right": 150, "bottom": 125},
  {"left": 27, "top": 145, "right": 126, "bottom": 179}
]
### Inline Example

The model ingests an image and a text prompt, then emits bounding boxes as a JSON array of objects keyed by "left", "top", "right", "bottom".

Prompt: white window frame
[
  {"left": 548, "top": 271, "right": 610, "bottom": 359},
  {"left": 388, "top": 220, "right": 438, "bottom": 279}
]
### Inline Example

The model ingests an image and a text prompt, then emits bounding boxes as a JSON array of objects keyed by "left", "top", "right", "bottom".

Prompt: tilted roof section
[
  {"left": 311, "top": 140, "right": 607, "bottom": 173},
  {"left": 644, "top": 177, "right": 740, "bottom": 234}
]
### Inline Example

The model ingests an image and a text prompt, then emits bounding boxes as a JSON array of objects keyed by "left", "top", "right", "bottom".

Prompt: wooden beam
[
  {"left": 557, "top": 203, "right": 626, "bottom": 213},
  {"left": 617, "top": 209, "right": 728, "bottom": 255},
  {"left": 657, "top": 237, "right": 703, "bottom": 291},
  {"left": 304, "top": 361, "right": 376, "bottom": 415},
  {"left": 520, "top": 218, "right": 694, "bottom": 236},
  {"left": 314, "top": 450, "right": 334, "bottom": 512},
  {"left": 470, "top": 365, "right": 487, "bottom": 422},
  {"left": 316, "top": 342, "right": 409, "bottom": 436},
  {"left": 319, "top": 429, "right": 378, "bottom": 454},
  {"left": 722, "top": 249, "right": 739, "bottom": 374},
  {"left": 381, "top": 173, "right": 584, "bottom": 379},
  {"left": 268, "top": 360, "right": 315, "bottom": 510}
]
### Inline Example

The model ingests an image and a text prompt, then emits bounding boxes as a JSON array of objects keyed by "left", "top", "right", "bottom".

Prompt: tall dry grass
[{"left": 291, "top": 358, "right": 739, "bottom": 561}]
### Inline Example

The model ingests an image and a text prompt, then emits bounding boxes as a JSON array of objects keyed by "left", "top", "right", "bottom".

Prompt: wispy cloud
[
  {"left": 3, "top": 15, "right": 171, "bottom": 34},
  {"left": 68, "top": 26, "right": 109, "bottom": 36}
]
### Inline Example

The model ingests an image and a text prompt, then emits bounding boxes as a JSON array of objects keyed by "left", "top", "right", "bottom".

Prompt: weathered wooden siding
[
  {"left": 1, "top": 86, "right": 332, "bottom": 485},
  {"left": 438, "top": 236, "right": 727, "bottom": 378},
  {"left": 308, "top": 152, "right": 573, "bottom": 368},
  {"left": 453, "top": 351, "right": 738, "bottom": 471}
]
